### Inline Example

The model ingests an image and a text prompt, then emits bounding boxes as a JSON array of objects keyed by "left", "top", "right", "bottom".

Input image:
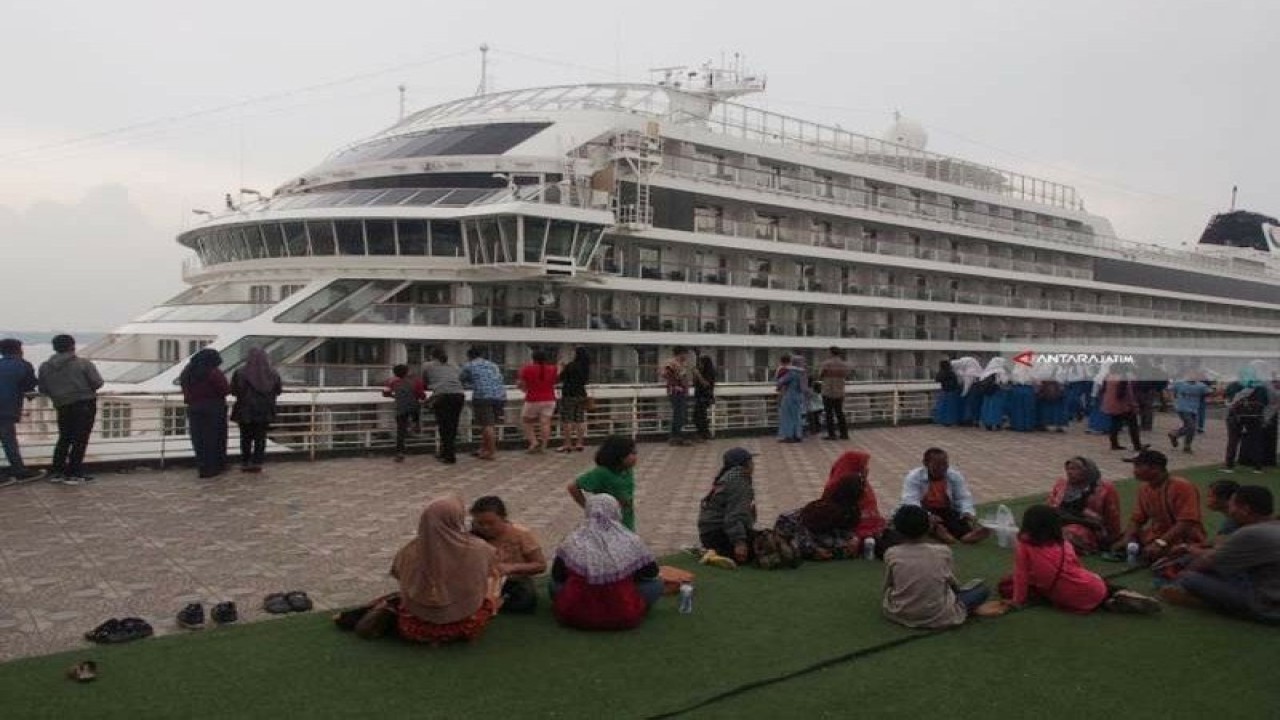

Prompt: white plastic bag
[{"left": 981, "top": 504, "right": 1019, "bottom": 548}]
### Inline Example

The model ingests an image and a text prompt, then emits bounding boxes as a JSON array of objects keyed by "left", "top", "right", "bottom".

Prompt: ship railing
[
  {"left": 4, "top": 381, "right": 934, "bottom": 467},
  {"left": 661, "top": 158, "right": 1273, "bottom": 280}
]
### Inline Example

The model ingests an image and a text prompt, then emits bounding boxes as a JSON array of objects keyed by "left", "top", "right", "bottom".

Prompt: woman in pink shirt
[{"left": 1008, "top": 505, "right": 1160, "bottom": 614}]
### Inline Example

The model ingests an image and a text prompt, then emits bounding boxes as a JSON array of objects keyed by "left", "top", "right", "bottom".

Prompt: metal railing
[{"left": 3, "top": 382, "right": 934, "bottom": 468}]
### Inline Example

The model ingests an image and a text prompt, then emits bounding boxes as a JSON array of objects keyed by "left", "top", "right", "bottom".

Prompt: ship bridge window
[
  {"left": 284, "top": 223, "right": 308, "bottom": 257},
  {"left": 335, "top": 220, "right": 365, "bottom": 255},
  {"left": 328, "top": 123, "right": 551, "bottom": 166},
  {"left": 546, "top": 220, "right": 575, "bottom": 258},
  {"left": 365, "top": 220, "right": 396, "bottom": 255},
  {"left": 433, "top": 220, "right": 463, "bottom": 257},
  {"left": 398, "top": 220, "right": 429, "bottom": 256},
  {"left": 307, "top": 221, "right": 336, "bottom": 255},
  {"left": 524, "top": 217, "right": 548, "bottom": 262}
]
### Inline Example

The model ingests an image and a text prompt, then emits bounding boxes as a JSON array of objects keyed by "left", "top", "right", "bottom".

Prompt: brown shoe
[{"left": 354, "top": 605, "right": 397, "bottom": 640}]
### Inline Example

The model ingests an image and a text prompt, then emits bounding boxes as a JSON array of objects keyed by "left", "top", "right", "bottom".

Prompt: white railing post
[
  {"left": 892, "top": 389, "right": 901, "bottom": 426},
  {"left": 308, "top": 391, "right": 318, "bottom": 461},
  {"left": 158, "top": 394, "right": 168, "bottom": 469}
]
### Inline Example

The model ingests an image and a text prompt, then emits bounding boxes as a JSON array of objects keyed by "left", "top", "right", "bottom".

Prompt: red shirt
[
  {"left": 1132, "top": 476, "right": 1207, "bottom": 545},
  {"left": 1012, "top": 540, "right": 1107, "bottom": 612},
  {"left": 519, "top": 363, "right": 559, "bottom": 402}
]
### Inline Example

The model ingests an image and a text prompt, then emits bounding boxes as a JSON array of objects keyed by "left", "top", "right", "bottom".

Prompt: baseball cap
[
  {"left": 1124, "top": 449, "right": 1168, "bottom": 467},
  {"left": 722, "top": 447, "right": 757, "bottom": 468}
]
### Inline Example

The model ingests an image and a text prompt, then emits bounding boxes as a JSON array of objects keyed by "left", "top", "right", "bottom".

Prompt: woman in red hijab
[{"left": 775, "top": 451, "right": 886, "bottom": 559}]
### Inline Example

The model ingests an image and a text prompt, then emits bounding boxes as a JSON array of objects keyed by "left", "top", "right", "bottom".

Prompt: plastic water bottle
[
  {"left": 862, "top": 537, "right": 876, "bottom": 561},
  {"left": 678, "top": 582, "right": 694, "bottom": 614},
  {"left": 1126, "top": 542, "right": 1141, "bottom": 567}
]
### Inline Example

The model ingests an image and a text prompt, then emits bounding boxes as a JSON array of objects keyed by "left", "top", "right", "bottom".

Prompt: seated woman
[
  {"left": 1005, "top": 505, "right": 1160, "bottom": 615},
  {"left": 1046, "top": 456, "right": 1122, "bottom": 554},
  {"left": 774, "top": 450, "right": 886, "bottom": 560},
  {"left": 551, "top": 494, "right": 662, "bottom": 631},
  {"left": 390, "top": 495, "right": 501, "bottom": 644}
]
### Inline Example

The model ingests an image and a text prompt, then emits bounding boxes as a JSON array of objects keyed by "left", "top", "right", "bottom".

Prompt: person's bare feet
[
  {"left": 1157, "top": 585, "right": 1205, "bottom": 609},
  {"left": 933, "top": 527, "right": 958, "bottom": 545},
  {"left": 960, "top": 526, "right": 992, "bottom": 544}
]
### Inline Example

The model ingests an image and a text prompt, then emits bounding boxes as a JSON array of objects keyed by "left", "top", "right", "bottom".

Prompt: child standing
[
  {"left": 382, "top": 364, "right": 425, "bottom": 462},
  {"left": 1006, "top": 505, "right": 1160, "bottom": 614},
  {"left": 882, "top": 505, "right": 989, "bottom": 628},
  {"left": 806, "top": 379, "right": 825, "bottom": 435}
]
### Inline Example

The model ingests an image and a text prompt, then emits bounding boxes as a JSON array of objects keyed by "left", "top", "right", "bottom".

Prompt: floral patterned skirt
[{"left": 396, "top": 599, "right": 496, "bottom": 645}]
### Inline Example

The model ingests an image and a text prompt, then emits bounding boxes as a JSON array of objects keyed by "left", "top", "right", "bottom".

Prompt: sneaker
[
  {"left": 1105, "top": 589, "right": 1162, "bottom": 615},
  {"left": 58, "top": 476, "right": 84, "bottom": 487},
  {"left": 177, "top": 603, "right": 205, "bottom": 630},
  {"left": 14, "top": 469, "right": 47, "bottom": 483},
  {"left": 1219, "top": 467, "right": 1235, "bottom": 474},
  {"left": 70, "top": 474, "right": 94, "bottom": 483},
  {"left": 1252, "top": 469, "right": 1263, "bottom": 475},
  {"left": 211, "top": 601, "right": 238, "bottom": 625},
  {"left": 48, "top": 473, "right": 65, "bottom": 485},
  {"left": 0, "top": 477, "right": 15, "bottom": 489},
  {"left": 1168, "top": 432, "right": 1179, "bottom": 449}
]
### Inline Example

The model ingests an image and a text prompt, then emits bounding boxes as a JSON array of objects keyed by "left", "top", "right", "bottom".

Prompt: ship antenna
[
  {"left": 475, "top": 43, "right": 490, "bottom": 96},
  {"left": 398, "top": 83, "right": 407, "bottom": 121},
  {"left": 1230, "top": 185, "right": 1238, "bottom": 211}
]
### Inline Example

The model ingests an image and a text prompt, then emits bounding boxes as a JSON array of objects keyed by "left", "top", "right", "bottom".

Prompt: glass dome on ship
[{"left": 86, "top": 60, "right": 1280, "bottom": 396}]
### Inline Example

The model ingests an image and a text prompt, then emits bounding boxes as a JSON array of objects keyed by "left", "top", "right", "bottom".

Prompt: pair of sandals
[
  {"left": 555, "top": 446, "right": 586, "bottom": 454},
  {"left": 84, "top": 617, "right": 154, "bottom": 645},
  {"left": 263, "top": 591, "right": 313, "bottom": 614}
]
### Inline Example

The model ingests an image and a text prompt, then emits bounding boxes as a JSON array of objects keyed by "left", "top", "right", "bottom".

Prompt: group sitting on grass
[{"left": 341, "top": 438, "right": 1280, "bottom": 644}]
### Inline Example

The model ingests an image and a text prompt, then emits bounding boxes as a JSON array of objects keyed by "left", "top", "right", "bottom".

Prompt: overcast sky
[{"left": 1, "top": 0, "right": 1276, "bottom": 331}]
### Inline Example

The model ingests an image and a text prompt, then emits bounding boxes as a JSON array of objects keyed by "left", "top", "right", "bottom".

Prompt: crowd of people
[
  {"left": 934, "top": 356, "right": 1279, "bottom": 471},
  {"left": 338, "top": 441, "right": 1277, "bottom": 644}
]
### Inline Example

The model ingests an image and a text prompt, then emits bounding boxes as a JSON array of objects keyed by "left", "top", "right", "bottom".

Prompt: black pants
[
  {"left": 823, "top": 397, "right": 848, "bottom": 438},
  {"left": 807, "top": 410, "right": 822, "bottom": 434},
  {"left": 1137, "top": 391, "right": 1156, "bottom": 431},
  {"left": 692, "top": 397, "right": 713, "bottom": 438},
  {"left": 238, "top": 422, "right": 269, "bottom": 467},
  {"left": 499, "top": 576, "right": 538, "bottom": 614},
  {"left": 432, "top": 393, "right": 465, "bottom": 462},
  {"left": 1225, "top": 420, "right": 1265, "bottom": 470},
  {"left": 394, "top": 411, "right": 415, "bottom": 454},
  {"left": 52, "top": 399, "right": 97, "bottom": 476},
  {"left": 1108, "top": 412, "right": 1142, "bottom": 450},
  {"left": 925, "top": 505, "right": 979, "bottom": 539},
  {"left": 188, "top": 401, "right": 228, "bottom": 477},
  {"left": 669, "top": 393, "right": 688, "bottom": 440}
]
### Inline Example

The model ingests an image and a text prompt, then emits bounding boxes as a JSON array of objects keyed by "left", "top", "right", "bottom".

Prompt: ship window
[
  {"left": 163, "top": 406, "right": 187, "bottom": 437},
  {"left": 431, "top": 220, "right": 463, "bottom": 257},
  {"left": 283, "top": 222, "right": 308, "bottom": 257},
  {"left": 365, "top": 220, "right": 396, "bottom": 255},
  {"left": 101, "top": 402, "right": 131, "bottom": 439},
  {"left": 397, "top": 220, "right": 428, "bottom": 256},
  {"left": 261, "top": 223, "right": 286, "bottom": 258},
  {"left": 158, "top": 339, "right": 180, "bottom": 363},
  {"left": 524, "top": 217, "right": 548, "bottom": 262},
  {"left": 546, "top": 220, "right": 575, "bottom": 258},
  {"left": 335, "top": 220, "right": 365, "bottom": 255},
  {"left": 250, "top": 285, "right": 273, "bottom": 304},
  {"left": 280, "top": 285, "right": 305, "bottom": 300},
  {"left": 307, "top": 221, "right": 336, "bottom": 255}
]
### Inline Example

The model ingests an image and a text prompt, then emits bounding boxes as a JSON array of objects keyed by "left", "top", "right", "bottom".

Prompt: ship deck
[{"left": 0, "top": 415, "right": 1241, "bottom": 662}]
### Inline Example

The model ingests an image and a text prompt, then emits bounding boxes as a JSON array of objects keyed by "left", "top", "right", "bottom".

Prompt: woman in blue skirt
[
  {"left": 979, "top": 357, "right": 1011, "bottom": 431},
  {"left": 933, "top": 360, "right": 962, "bottom": 426}
]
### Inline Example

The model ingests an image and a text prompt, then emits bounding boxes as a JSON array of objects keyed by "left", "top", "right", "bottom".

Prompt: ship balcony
[{"left": 660, "top": 156, "right": 1273, "bottom": 281}]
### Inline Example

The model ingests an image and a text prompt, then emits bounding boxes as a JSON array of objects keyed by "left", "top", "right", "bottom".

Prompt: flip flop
[
  {"left": 263, "top": 593, "right": 293, "bottom": 614},
  {"left": 66, "top": 660, "right": 98, "bottom": 682},
  {"left": 284, "top": 591, "right": 313, "bottom": 613}
]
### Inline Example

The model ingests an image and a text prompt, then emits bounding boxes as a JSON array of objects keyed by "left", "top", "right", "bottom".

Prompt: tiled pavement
[{"left": 0, "top": 415, "right": 1231, "bottom": 662}]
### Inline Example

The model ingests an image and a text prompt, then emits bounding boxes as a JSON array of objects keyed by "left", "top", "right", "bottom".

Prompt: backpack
[
  {"left": 753, "top": 528, "right": 802, "bottom": 570},
  {"left": 1036, "top": 380, "right": 1063, "bottom": 402}
]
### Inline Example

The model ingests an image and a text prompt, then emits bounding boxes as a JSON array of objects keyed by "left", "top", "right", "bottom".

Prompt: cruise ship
[{"left": 85, "top": 60, "right": 1280, "bottom": 409}]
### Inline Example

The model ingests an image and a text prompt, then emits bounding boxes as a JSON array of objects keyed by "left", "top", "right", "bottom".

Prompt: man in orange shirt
[{"left": 1112, "top": 450, "right": 1207, "bottom": 563}]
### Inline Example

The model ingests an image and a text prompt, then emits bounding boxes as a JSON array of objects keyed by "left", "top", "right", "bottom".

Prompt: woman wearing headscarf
[
  {"left": 932, "top": 360, "right": 961, "bottom": 427},
  {"left": 776, "top": 354, "right": 807, "bottom": 443},
  {"left": 697, "top": 447, "right": 758, "bottom": 563},
  {"left": 230, "top": 347, "right": 282, "bottom": 473},
  {"left": 551, "top": 494, "right": 661, "bottom": 631},
  {"left": 774, "top": 451, "right": 886, "bottom": 560},
  {"left": 1045, "top": 457, "right": 1121, "bottom": 554},
  {"left": 1034, "top": 364, "right": 1069, "bottom": 432},
  {"left": 952, "top": 356, "right": 983, "bottom": 426},
  {"left": 1223, "top": 364, "right": 1271, "bottom": 472},
  {"left": 1007, "top": 361, "right": 1037, "bottom": 432},
  {"left": 178, "top": 348, "right": 230, "bottom": 479},
  {"left": 978, "top": 357, "right": 1010, "bottom": 431},
  {"left": 391, "top": 495, "right": 500, "bottom": 644}
]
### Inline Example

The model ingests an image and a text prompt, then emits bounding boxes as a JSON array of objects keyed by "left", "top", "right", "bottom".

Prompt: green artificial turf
[{"left": 2, "top": 469, "right": 1278, "bottom": 719}]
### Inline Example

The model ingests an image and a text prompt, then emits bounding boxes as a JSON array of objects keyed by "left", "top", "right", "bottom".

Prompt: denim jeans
[
  {"left": 957, "top": 586, "right": 991, "bottom": 612},
  {"left": 669, "top": 393, "right": 688, "bottom": 439},
  {"left": 1174, "top": 411, "right": 1197, "bottom": 448},
  {"left": 1179, "top": 570, "right": 1280, "bottom": 624},
  {"left": 0, "top": 420, "right": 27, "bottom": 473}
]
